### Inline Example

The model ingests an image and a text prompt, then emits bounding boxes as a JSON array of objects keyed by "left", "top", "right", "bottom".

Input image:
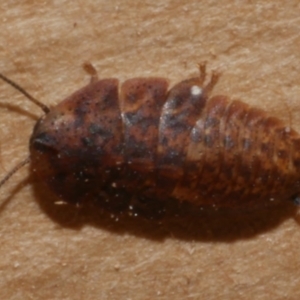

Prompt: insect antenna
[
  {"left": 0, "top": 156, "right": 30, "bottom": 189},
  {"left": 0, "top": 72, "right": 48, "bottom": 188},
  {"left": 0, "top": 72, "right": 50, "bottom": 113}
]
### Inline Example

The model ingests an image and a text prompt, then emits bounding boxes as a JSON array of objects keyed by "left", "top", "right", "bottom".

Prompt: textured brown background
[{"left": 1, "top": 1, "right": 300, "bottom": 299}]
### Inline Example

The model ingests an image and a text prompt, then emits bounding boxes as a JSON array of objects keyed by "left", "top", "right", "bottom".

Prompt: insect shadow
[
  {"left": 32, "top": 178, "right": 297, "bottom": 242},
  {"left": 0, "top": 102, "right": 39, "bottom": 121}
]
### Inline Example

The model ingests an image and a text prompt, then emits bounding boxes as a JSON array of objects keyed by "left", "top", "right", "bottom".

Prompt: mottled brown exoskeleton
[{"left": 1, "top": 62, "right": 300, "bottom": 219}]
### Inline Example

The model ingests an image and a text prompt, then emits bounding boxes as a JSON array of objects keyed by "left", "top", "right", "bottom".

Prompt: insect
[{"left": 0, "top": 62, "right": 299, "bottom": 219}]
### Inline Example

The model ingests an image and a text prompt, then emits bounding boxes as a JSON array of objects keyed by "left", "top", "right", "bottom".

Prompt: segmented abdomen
[{"left": 120, "top": 76, "right": 300, "bottom": 208}]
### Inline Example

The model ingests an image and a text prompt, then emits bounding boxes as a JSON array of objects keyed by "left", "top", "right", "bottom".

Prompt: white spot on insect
[
  {"left": 191, "top": 85, "right": 202, "bottom": 96},
  {"left": 54, "top": 201, "right": 68, "bottom": 205},
  {"left": 285, "top": 126, "right": 291, "bottom": 133}
]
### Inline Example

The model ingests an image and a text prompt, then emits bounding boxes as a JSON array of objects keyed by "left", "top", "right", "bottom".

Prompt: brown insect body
[{"left": 26, "top": 64, "right": 300, "bottom": 218}]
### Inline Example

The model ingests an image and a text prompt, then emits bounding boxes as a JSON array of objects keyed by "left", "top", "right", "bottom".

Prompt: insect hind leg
[{"left": 82, "top": 62, "right": 99, "bottom": 84}]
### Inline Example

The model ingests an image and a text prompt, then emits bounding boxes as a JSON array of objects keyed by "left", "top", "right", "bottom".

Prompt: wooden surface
[{"left": 1, "top": 1, "right": 300, "bottom": 299}]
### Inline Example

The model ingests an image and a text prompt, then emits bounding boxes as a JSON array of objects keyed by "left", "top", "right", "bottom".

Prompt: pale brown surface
[{"left": 1, "top": 1, "right": 300, "bottom": 299}]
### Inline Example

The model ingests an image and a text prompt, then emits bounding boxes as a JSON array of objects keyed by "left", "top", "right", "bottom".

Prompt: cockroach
[{"left": 0, "top": 62, "right": 300, "bottom": 219}]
